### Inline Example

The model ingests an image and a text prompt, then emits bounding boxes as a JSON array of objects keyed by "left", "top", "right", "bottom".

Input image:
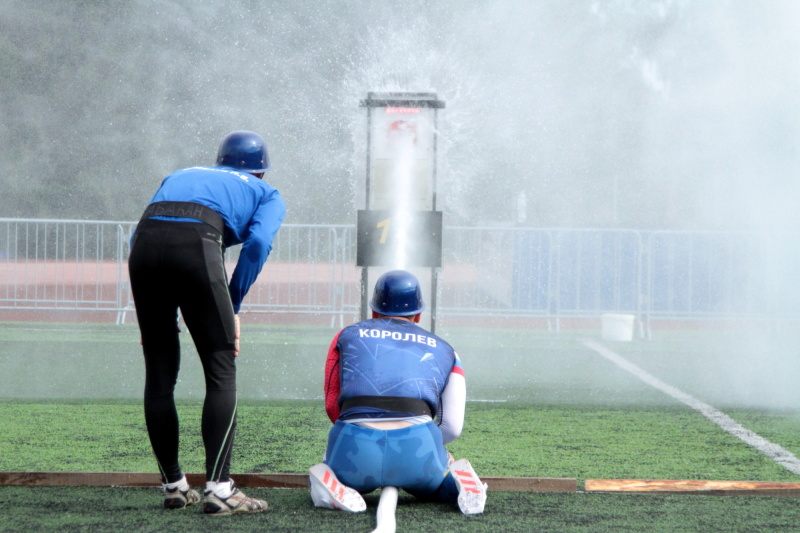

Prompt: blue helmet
[
  {"left": 369, "top": 270, "right": 425, "bottom": 316},
  {"left": 216, "top": 130, "right": 271, "bottom": 173}
]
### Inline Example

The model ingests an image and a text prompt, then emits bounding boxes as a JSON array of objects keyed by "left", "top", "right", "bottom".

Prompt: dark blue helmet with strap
[
  {"left": 216, "top": 130, "right": 271, "bottom": 174},
  {"left": 369, "top": 270, "right": 425, "bottom": 316}
]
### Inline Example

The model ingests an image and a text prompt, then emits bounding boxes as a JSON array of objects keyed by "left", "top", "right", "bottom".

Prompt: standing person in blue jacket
[
  {"left": 309, "top": 270, "right": 487, "bottom": 516},
  {"left": 128, "top": 130, "right": 285, "bottom": 515}
]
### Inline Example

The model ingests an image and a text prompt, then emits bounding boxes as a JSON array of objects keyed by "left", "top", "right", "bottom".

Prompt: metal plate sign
[{"left": 356, "top": 209, "right": 443, "bottom": 268}]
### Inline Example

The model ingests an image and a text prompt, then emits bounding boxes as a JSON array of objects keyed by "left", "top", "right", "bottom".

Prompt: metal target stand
[{"left": 357, "top": 92, "right": 445, "bottom": 333}]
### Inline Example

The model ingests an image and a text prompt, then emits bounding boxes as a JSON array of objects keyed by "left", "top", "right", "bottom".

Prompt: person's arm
[
  {"left": 324, "top": 331, "right": 343, "bottom": 423},
  {"left": 229, "top": 191, "right": 286, "bottom": 313},
  {"left": 438, "top": 353, "right": 466, "bottom": 445}
]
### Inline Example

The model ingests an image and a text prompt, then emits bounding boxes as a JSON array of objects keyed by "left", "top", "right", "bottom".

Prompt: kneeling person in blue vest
[{"left": 309, "top": 270, "right": 487, "bottom": 515}]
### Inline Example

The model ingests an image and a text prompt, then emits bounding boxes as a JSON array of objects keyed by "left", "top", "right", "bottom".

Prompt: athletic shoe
[
  {"left": 163, "top": 484, "right": 200, "bottom": 509},
  {"left": 203, "top": 481, "right": 268, "bottom": 515},
  {"left": 449, "top": 458, "right": 487, "bottom": 515},
  {"left": 308, "top": 463, "right": 367, "bottom": 513}
]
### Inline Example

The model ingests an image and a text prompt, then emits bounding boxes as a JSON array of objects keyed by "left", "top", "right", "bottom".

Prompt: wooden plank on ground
[
  {"left": 585, "top": 479, "right": 800, "bottom": 496},
  {"left": 484, "top": 476, "right": 576, "bottom": 492},
  {"left": 186, "top": 473, "right": 308, "bottom": 488},
  {"left": 0, "top": 472, "right": 308, "bottom": 488},
  {"left": 0, "top": 472, "right": 162, "bottom": 487},
  {"left": 0, "top": 472, "right": 576, "bottom": 492}
]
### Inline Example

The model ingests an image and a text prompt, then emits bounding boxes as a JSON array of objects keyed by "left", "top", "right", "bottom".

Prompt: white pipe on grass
[{"left": 370, "top": 486, "right": 398, "bottom": 533}]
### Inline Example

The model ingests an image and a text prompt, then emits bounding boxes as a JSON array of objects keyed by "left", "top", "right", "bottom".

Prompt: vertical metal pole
[
  {"left": 430, "top": 100, "right": 440, "bottom": 334},
  {"left": 365, "top": 92, "right": 373, "bottom": 211},
  {"left": 431, "top": 269, "right": 438, "bottom": 334},
  {"left": 360, "top": 267, "right": 369, "bottom": 322},
  {"left": 361, "top": 96, "right": 374, "bottom": 322}
]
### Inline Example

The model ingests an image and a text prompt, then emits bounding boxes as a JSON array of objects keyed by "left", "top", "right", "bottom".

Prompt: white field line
[{"left": 582, "top": 339, "right": 800, "bottom": 476}]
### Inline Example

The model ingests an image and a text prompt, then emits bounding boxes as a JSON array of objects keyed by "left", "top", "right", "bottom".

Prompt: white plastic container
[{"left": 601, "top": 313, "right": 635, "bottom": 341}]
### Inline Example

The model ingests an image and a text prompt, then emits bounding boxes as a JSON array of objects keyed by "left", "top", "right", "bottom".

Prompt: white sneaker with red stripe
[
  {"left": 309, "top": 463, "right": 367, "bottom": 513},
  {"left": 449, "top": 458, "right": 487, "bottom": 515}
]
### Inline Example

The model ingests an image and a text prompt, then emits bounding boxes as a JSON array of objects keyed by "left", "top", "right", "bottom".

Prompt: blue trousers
[{"left": 325, "top": 420, "right": 459, "bottom": 501}]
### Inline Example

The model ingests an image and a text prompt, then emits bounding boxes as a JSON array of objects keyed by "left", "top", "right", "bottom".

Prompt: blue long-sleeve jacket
[{"left": 139, "top": 165, "right": 286, "bottom": 313}]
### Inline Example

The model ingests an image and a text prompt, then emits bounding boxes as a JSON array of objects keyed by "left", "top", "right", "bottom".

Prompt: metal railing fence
[
  {"left": 1, "top": 218, "right": 797, "bottom": 333},
  {"left": 0, "top": 219, "right": 137, "bottom": 314}
]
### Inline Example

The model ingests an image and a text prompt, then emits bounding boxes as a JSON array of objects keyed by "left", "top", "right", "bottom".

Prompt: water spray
[{"left": 370, "top": 486, "right": 399, "bottom": 533}]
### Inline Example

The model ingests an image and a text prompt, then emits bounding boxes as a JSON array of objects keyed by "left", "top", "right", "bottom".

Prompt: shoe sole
[
  {"left": 164, "top": 498, "right": 188, "bottom": 509},
  {"left": 203, "top": 493, "right": 268, "bottom": 515},
  {"left": 203, "top": 501, "right": 268, "bottom": 515},
  {"left": 203, "top": 505, "right": 268, "bottom": 515},
  {"left": 451, "top": 460, "right": 487, "bottom": 515},
  {"left": 309, "top": 463, "right": 367, "bottom": 512},
  {"left": 164, "top": 489, "right": 200, "bottom": 510}
]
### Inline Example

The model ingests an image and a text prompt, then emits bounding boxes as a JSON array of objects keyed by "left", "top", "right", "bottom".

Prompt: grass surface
[
  {"left": 3, "top": 400, "right": 800, "bottom": 484},
  {"left": 3, "top": 321, "right": 800, "bottom": 531},
  {"left": 3, "top": 486, "right": 800, "bottom": 533}
]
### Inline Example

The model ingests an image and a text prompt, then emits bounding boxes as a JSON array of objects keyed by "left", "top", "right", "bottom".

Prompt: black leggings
[{"left": 128, "top": 219, "right": 237, "bottom": 484}]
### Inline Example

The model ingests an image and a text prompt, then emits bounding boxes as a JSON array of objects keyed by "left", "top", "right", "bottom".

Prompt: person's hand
[{"left": 234, "top": 314, "right": 241, "bottom": 357}]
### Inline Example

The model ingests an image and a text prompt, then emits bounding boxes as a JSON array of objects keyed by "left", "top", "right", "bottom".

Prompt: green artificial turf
[
  {"left": 2, "top": 486, "right": 800, "bottom": 533},
  {"left": 2, "top": 400, "right": 799, "bottom": 485},
  {"left": 3, "top": 322, "right": 800, "bottom": 531}
]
